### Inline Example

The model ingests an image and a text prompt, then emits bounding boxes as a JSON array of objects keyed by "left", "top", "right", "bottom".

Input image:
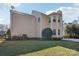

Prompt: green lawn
[{"left": 0, "top": 40, "right": 79, "bottom": 56}]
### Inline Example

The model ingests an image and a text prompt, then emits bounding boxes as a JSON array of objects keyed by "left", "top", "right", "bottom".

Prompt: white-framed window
[
  {"left": 53, "top": 29, "right": 56, "bottom": 35},
  {"left": 58, "top": 15, "right": 62, "bottom": 22},
  {"left": 58, "top": 16, "right": 61, "bottom": 22},
  {"left": 58, "top": 29, "right": 60, "bottom": 35},
  {"left": 58, "top": 19, "right": 60, "bottom": 22},
  {"left": 53, "top": 16, "right": 56, "bottom": 22},
  {"left": 53, "top": 19, "right": 56, "bottom": 22},
  {"left": 38, "top": 17, "right": 40, "bottom": 22}
]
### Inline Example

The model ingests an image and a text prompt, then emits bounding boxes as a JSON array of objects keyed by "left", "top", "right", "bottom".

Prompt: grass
[{"left": 0, "top": 40, "right": 79, "bottom": 56}]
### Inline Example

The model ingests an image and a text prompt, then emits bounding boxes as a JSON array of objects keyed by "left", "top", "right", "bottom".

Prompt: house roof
[
  {"left": 10, "top": 10, "right": 35, "bottom": 17},
  {"left": 32, "top": 10, "right": 47, "bottom": 16},
  {"left": 11, "top": 9, "right": 62, "bottom": 17}
]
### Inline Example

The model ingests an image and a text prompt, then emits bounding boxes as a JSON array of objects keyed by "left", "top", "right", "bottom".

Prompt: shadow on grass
[{"left": 0, "top": 40, "right": 79, "bottom": 56}]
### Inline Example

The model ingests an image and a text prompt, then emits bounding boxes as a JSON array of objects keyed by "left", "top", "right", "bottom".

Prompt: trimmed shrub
[
  {"left": 6, "top": 34, "right": 29, "bottom": 41},
  {"left": 11, "top": 36, "right": 20, "bottom": 40},
  {"left": 42, "top": 28, "right": 53, "bottom": 40},
  {"left": 22, "top": 34, "right": 28, "bottom": 40}
]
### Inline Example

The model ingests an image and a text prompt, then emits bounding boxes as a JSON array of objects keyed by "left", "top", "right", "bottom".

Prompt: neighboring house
[
  {"left": 0, "top": 24, "right": 8, "bottom": 36},
  {"left": 10, "top": 9, "right": 63, "bottom": 38}
]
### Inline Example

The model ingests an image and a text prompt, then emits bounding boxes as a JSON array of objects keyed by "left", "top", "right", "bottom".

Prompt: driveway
[{"left": 63, "top": 38, "right": 79, "bottom": 42}]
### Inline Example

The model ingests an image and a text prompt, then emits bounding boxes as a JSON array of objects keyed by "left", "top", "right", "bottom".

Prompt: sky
[{"left": 0, "top": 3, "right": 79, "bottom": 26}]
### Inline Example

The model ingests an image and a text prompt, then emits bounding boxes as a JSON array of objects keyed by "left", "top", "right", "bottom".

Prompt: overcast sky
[{"left": 0, "top": 3, "right": 79, "bottom": 26}]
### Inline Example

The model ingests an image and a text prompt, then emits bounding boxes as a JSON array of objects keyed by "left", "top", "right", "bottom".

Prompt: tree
[
  {"left": 65, "top": 24, "right": 72, "bottom": 37},
  {"left": 65, "top": 20, "right": 79, "bottom": 38},
  {"left": 6, "top": 29, "right": 11, "bottom": 36},
  {"left": 72, "top": 20, "right": 78, "bottom": 24},
  {"left": 42, "top": 28, "right": 53, "bottom": 40},
  {"left": 72, "top": 24, "right": 76, "bottom": 37}
]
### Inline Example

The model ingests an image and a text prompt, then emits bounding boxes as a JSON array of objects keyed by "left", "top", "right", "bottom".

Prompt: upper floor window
[
  {"left": 58, "top": 19, "right": 60, "bottom": 22},
  {"left": 53, "top": 29, "right": 56, "bottom": 35},
  {"left": 58, "top": 15, "right": 61, "bottom": 22},
  {"left": 53, "top": 16, "right": 56, "bottom": 22},
  {"left": 58, "top": 29, "right": 60, "bottom": 35},
  {"left": 53, "top": 19, "right": 56, "bottom": 22},
  {"left": 38, "top": 17, "right": 40, "bottom": 22}
]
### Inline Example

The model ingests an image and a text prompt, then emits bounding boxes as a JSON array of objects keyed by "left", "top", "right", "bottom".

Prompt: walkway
[{"left": 63, "top": 38, "right": 79, "bottom": 42}]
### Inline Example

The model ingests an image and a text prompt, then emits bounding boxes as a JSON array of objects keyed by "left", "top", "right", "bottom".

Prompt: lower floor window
[
  {"left": 53, "top": 29, "right": 56, "bottom": 35},
  {"left": 58, "top": 29, "right": 60, "bottom": 35}
]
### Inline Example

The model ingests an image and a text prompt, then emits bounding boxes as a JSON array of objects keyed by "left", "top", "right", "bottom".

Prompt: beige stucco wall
[
  {"left": 32, "top": 11, "right": 49, "bottom": 37},
  {"left": 32, "top": 11, "right": 42, "bottom": 37},
  {"left": 10, "top": 10, "right": 37, "bottom": 38},
  {"left": 41, "top": 13, "right": 49, "bottom": 29}
]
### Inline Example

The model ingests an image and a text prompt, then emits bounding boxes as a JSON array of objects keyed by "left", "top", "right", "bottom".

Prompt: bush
[
  {"left": 6, "top": 36, "right": 11, "bottom": 40},
  {"left": 22, "top": 34, "right": 28, "bottom": 40},
  {"left": 6, "top": 34, "right": 29, "bottom": 41},
  {"left": 12, "top": 36, "right": 20, "bottom": 40},
  {"left": 52, "top": 37, "right": 63, "bottom": 40},
  {"left": 42, "top": 28, "right": 53, "bottom": 40}
]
